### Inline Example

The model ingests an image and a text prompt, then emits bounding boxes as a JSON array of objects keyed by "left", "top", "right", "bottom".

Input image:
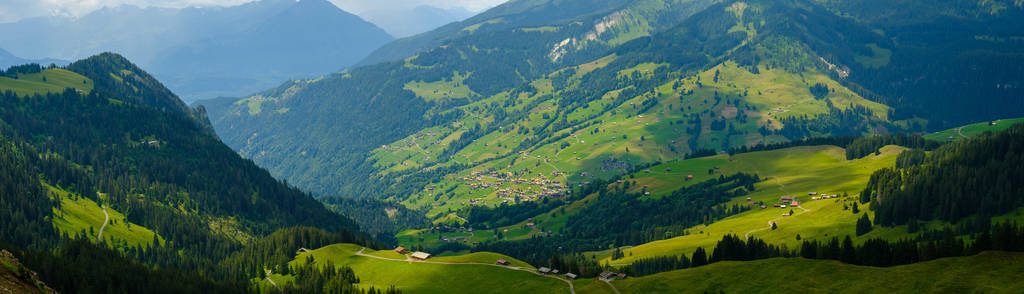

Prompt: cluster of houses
[
  {"left": 395, "top": 247, "right": 433, "bottom": 261},
  {"left": 773, "top": 196, "right": 800, "bottom": 208},
  {"left": 459, "top": 169, "right": 568, "bottom": 203},
  {"left": 744, "top": 192, "right": 842, "bottom": 211},
  {"left": 599, "top": 271, "right": 627, "bottom": 281},
  {"left": 808, "top": 192, "right": 840, "bottom": 200},
  {"left": 537, "top": 266, "right": 581, "bottom": 280}
]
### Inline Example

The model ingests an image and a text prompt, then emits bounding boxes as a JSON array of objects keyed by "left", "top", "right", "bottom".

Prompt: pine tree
[
  {"left": 856, "top": 213, "right": 873, "bottom": 236},
  {"left": 691, "top": 247, "right": 708, "bottom": 267}
]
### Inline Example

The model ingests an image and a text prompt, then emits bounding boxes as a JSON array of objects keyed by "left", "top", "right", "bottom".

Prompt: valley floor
[
  {"left": 261, "top": 243, "right": 1024, "bottom": 294},
  {"left": 610, "top": 251, "right": 1024, "bottom": 294}
]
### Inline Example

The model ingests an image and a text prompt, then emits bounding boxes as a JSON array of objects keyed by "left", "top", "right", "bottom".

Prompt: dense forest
[
  {"left": 320, "top": 196, "right": 431, "bottom": 240},
  {"left": 862, "top": 124, "right": 1024, "bottom": 226}
]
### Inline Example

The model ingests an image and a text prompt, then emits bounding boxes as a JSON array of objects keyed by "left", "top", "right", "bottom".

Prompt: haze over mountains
[
  {"left": 0, "top": 0, "right": 394, "bottom": 102},
  {"left": 0, "top": 47, "right": 67, "bottom": 69},
  {"left": 2, "top": 0, "right": 1024, "bottom": 293},
  {"left": 361, "top": 5, "right": 477, "bottom": 38}
]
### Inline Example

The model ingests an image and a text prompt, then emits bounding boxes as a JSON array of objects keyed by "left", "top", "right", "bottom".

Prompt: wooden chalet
[
  {"left": 565, "top": 273, "right": 578, "bottom": 280},
  {"left": 538, "top": 267, "right": 552, "bottom": 274},
  {"left": 599, "top": 271, "right": 615, "bottom": 280},
  {"left": 496, "top": 259, "right": 511, "bottom": 266},
  {"left": 394, "top": 246, "right": 409, "bottom": 254}
]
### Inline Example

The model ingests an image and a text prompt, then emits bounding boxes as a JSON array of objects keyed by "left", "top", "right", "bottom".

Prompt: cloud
[{"left": 0, "top": 0, "right": 506, "bottom": 23}]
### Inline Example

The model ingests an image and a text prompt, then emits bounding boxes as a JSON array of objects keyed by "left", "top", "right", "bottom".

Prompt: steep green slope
[
  {"left": 204, "top": 0, "right": 1024, "bottom": 247},
  {"left": 65, "top": 53, "right": 217, "bottom": 136},
  {"left": 203, "top": 0, "right": 722, "bottom": 198},
  {"left": 611, "top": 251, "right": 1024, "bottom": 294},
  {"left": 357, "top": 0, "right": 717, "bottom": 66},
  {"left": 0, "top": 250, "right": 54, "bottom": 294},
  {"left": 810, "top": 0, "right": 1024, "bottom": 129},
  {"left": 207, "top": 0, "right": 900, "bottom": 205},
  {"left": 0, "top": 55, "right": 369, "bottom": 292},
  {"left": 0, "top": 67, "right": 93, "bottom": 97}
]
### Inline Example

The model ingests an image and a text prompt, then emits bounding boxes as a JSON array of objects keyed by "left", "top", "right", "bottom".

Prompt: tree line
[{"left": 863, "top": 124, "right": 1024, "bottom": 226}]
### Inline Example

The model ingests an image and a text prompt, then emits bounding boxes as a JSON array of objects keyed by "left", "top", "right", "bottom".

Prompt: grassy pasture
[
  {"left": 48, "top": 184, "right": 161, "bottom": 250},
  {"left": 592, "top": 145, "right": 907, "bottom": 265},
  {"left": 923, "top": 118, "right": 1024, "bottom": 142},
  {"left": 259, "top": 243, "right": 569, "bottom": 294},
  {"left": 0, "top": 68, "right": 93, "bottom": 97},
  {"left": 612, "top": 251, "right": 1024, "bottom": 294}
]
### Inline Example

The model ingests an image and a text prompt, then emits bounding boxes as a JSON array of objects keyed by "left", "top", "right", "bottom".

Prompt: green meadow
[
  {"left": 611, "top": 251, "right": 1024, "bottom": 294},
  {"left": 923, "top": 117, "right": 1024, "bottom": 142},
  {"left": 48, "top": 184, "right": 161, "bottom": 250},
  {"left": 591, "top": 145, "right": 908, "bottom": 265},
  {"left": 390, "top": 60, "right": 889, "bottom": 219},
  {"left": 0, "top": 68, "right": 93, "bottom": 97},
  {"left": 259, "top": 243, "right": 570, "bottom": 294}
]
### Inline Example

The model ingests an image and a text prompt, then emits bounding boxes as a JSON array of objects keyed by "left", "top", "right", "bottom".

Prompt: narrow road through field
[
  {"left": 97, "top": 205, "right": 109, "bottom": 242},
  {"left": 603, "top": 279, "right": 622, "bottom": 294},
  {"left": 744, "top": 203, "right": 810, "bottom": 240},
  {"left": 957, "top": 127, "right": 969, "bottom": 139},
  {"left": 265, "top": 270, "right": 282, "bottom": 292},
  {"left": 355, "top": 247, "right": 576, "bottom": 294}
]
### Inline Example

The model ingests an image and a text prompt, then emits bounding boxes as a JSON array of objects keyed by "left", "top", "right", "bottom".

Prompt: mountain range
[
  {"left": 360, "top": 5, "right": 477, "bottom": 38},
  {"left": 200, "top": 0, "right": 1024, "bottom": 206},
  {"left": 0, "top": 0, "right": 393, "bottom": 102},
  {"left": 2, "top": 0, "right": 1024, "bottom": 293},
  {"left": 0, "top": 47, "right": 67, "bottom": 69}
]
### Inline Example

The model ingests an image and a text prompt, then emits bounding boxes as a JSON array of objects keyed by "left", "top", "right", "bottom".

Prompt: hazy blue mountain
[
  {"left": 0, "top": 0, "right": 393, "bottom": 102},
  {"left": 361, "top": 5, "right": 477, "bottom": 38},
  {"left": 0, "top": 47, "right": 67, "bottom": 69}
]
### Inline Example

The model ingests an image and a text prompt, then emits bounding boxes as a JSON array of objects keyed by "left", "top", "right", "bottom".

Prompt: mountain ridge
[{"left": 0, "top": 0, "right": 393, "bottom": 102}]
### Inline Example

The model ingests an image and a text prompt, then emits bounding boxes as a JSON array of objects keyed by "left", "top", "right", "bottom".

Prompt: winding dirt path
[
  {"left": 956, "top": 127, "right": 969, "bottom": 139},
  {"left": 97, "top": 205, "right": 109, "bottom": 242},
  {"left": 355, "top": 247, "right": 575, "bottom": 294},
  {"left": 265, "top": 269, "right": 282, "bottom": 292},
  {"left": 603, "top": 279, "right": 622, "bottom": 294}
]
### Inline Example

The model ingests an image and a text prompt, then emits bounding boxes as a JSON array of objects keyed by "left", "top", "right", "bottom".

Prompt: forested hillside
[
  {"left": 0, "top": 54, "right": 384, "bottom": 293},
  {"left": 863, "top": 123, "right": 1024, "bottom": 226}
]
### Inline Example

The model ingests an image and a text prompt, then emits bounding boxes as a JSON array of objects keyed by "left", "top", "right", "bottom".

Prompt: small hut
[{"left": 410, "top": 252, "right": 431, "bottom": 260}]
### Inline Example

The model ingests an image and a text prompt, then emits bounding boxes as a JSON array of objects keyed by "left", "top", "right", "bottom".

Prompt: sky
[{"left": 0, "top": 0, "right": 507, "bottom": 23}]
